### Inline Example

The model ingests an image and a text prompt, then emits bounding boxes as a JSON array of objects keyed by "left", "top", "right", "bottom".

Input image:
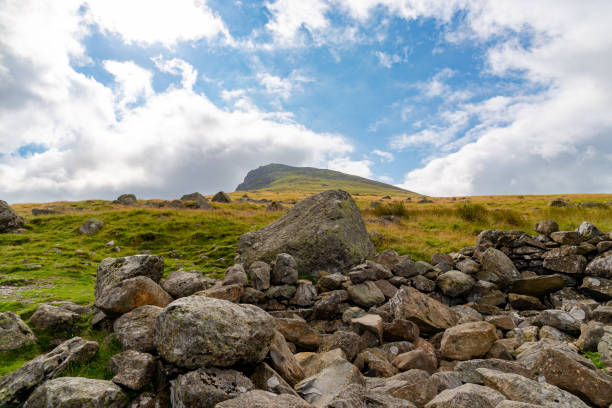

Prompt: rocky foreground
[{"left": 1, "top": 190, "right": 611, "bottom": 407}]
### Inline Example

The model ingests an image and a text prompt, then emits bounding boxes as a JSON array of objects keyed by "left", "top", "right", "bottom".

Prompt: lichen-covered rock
[
  {"left": 96, "top": 276, "right": 172, "bottom": 315},
  {"left": 424, "top": 383, "right": 505, "bottom": 408},
  {"left": 238, "top": 190, "right": 374, "bottom": 274},
  {"left": 0, "top": 337, "right": 99, "bottom": 407},
  {"left": 328, "top": 383, "right": 415, "bottom": 408},
  {"left": 577, "top": 221, "right": 602, "bottom": 238},
  {"left": 295, "top": 359, "right": 365, "bottom": 407},
  {"left": 115, "top": 194, "right": 138, "bottom": 205},
  {"left": 222, "top": 264, "right": 248, "bottom": 286},
  {"left": 113, "top": 305, "right": 162, "bottom": 352},
  {"left": 348, "top": 261, "right": 393, "bottom": 283},
  {"left": 272, "top": 253, "right": 299, "bottom": 285},
  {"left": 477, "top": 368, "right": 590, "bottom": 408},
  {"left": 250, "top": 363, "right": 301, "bottom": 397},
  {"left": 480, "top": 248, "right": 520, "bottom": 286},
  {"left": 436, "top": 271, "right": 475, "bottom": 297},
  {"left": 0, "top": 311, "right": 36, "bottom": 351},
  {"left": 440, "top": 322, "right": 497, "bottom": 360},
  {"left": 250, "top": 261, "right": 271, "bottom": 290},
  {"left": 154, "top": 296, "right": 274, "bottom": 369},
  {"left": 586, "top": 255, "right": 612, "bottom": 278},
  {"left": 23, "top": 377, "right": 128, "bottom": 408},
  {"left": 542, "top": 253, "right": 587, "bottom": 275},
  {"left": 295, "top": 349, "right": 348, "bottom": 378},
  {"left": 200, "top": 283, "right": 244, "bottom": 302},
  {"left": 161, "top": 269, "right": 212, "bottom": 298},
  {"left": 170, "top": 367, "right": 253, "bottom": 408},
  {"left": 181, "top": 192, "right": 213, "bottom": 209},
  {"left": 216, "top": 390, "right": 313, "bottom": 408},
  {"left": 390, "top": 287, "right": 459, "bottom": 334},
  {"left": 580, "top": 276, "right": 612, "bottom": 301},
  {"left": 535, "top": 220, "right": 559, "bottom": 235},
  {"left": 318, "top": 330, "right": 363, "bottom": 362},
  {"left": 79, "top": 217, "right": 104, "bottom": 235},
  {"left": 533, "top": 310, "right": 581, "bottom": 334},
  {"left": 29, "top": 304, "right": 81, "bottom": 331},
  {"left": 0, "top": 200, "right": 25, "bottom": 232},
  {"left": 392, "top": 350, "right": 437, "bottom": 374},
  {"left": 454, "top": 359, "right": 531, "bottom": 385},
  {"left": 292, "top": 280, "right": 317, "bottom": 306},
  {"left": 348, "top": 281, "right": 385, "bottom": 308},
  {"left": 109, "top": 350, "right": 156, "bottom": 391}
]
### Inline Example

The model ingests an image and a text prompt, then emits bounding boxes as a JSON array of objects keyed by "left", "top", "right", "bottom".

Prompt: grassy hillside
[
  {"left": 235, "top": 163, "right": 414, "bottom": 196},
  {"left": 1, "top": 191, "right": 612, "bottom": 376}
]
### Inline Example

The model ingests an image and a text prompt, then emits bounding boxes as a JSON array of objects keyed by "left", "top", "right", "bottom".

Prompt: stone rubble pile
[{"left": 1, "top": 190, "right": 611, "bottom": 408}]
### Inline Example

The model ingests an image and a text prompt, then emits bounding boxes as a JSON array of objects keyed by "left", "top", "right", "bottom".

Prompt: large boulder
[
  {"left": 0, "top": 311, "right": 36, "bottom": 351},
  {"left": 436, "top": 271, "right": 475, "bottom": 297},
  {"left": 479, "top": 248, "right": 520, "bottom": 286},
  {"left": 181, "top": 192, "right": 213, "bottom": 209},
  {"left": 216, "top": 390, "right": 313, "bottom": 408},
  {"left": 95, "top": 255, "right": 168, "bottom": 315},
  {"left": 440, "top": 322, "right": 497, "bottom": 360},
  {"left": 170, "top": 367, "right": 253, "bottom": 408},
  {"left": 79, "top": 217, "right": 104, "bottom": 235},
  {"left": 23, "top": 377, "right": 128, "bottom": 408},
  {"left": 211, "top": 191, "right": 232, "bottom": 203},
  {"left": 390, "top": 287, "right": 459, "bottom": 334},
  {"left": 347, "top": 281, "right": 386, "bottom": 308},
  {"left": 0, "top": 200, "right": 25, "bottom": 232},
  {"left": 154, "top": 296, "right": 275, "bottom": 369},
  {"left": 0, "top": 337, "right": 99, "bottom": 407},
  {"left": 114, "top": 194, "right": 138, "bottom": 205},
  {"left": 29, "top": 304, "right": 81, "bottom": 331},
  {"left": 238, "top": 190, "right": 374, "bottom": 274}
]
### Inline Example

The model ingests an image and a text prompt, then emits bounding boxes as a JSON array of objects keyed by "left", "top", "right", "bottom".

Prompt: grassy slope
[{"left": 1, "top": 191, "right": 611, "bottom": 377}]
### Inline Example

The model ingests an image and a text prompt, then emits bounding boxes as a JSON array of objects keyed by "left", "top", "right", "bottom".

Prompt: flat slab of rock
[
  {"left": 0, "top": 337, "right": 99, "bottom": 407},
  {"left": 440, "top": 321, "right": 497, "bottom": 361},
  {"left": 390, "top": 287, "right": 459, "bottom": 334},
  {"left": 238, "top": 190, "right": 374, "bottom": 274},
  {"left": 155, "top": 296, "right": 274, "bottom": 369},
  {"left": 0, "top": 311, "right": 36, "bottom": 351},
  {"left": 454, "top": 359, "right": 531, "bottom": 384},
  {"left": 509, "top": 275, "right": 565, "bottom": 297},
  {"left": 24, "top": 377, "right": 128, "bottom": 408}
]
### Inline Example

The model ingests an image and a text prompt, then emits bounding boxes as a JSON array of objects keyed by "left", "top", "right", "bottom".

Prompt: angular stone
[
  {"left": 509, "top": 275, "right": 565, "bottom": 297},
  {"left": 454, "top": 359, "right": 531, "bottom": 384},
  {"left": 586, "top": 255, "right": 612, "bottom": 278},
  {"left": 23, "top": 377, "right": 128, "bottom": 408},
  {"left": 495, "top": 402, "right": 545, "bottom": 408},
  {"left": 0, "top": 311, "right": 36, "bottom": 351},
  {"left": 550, "top": 231, "right": 582, "bottom": 245},
  {"left": 354, "top": 348, "right": 397, "bottom": 378},
  {"left": 581, "top": 276, "right": 612, "bottom": 300},
  {"left": 534, "top": 310, "right": 581, "bottom": 334},
  {"left": 222, "top": 264, "right": 248, "bottom": 286},
  {"left": 411, "top": 275, "right": 436, "bottom": 292},
  {"left": 392, "top": 350, "right": 436, "bottom": 374},
  {"left": 543, "top": 254, "right": 586, "bottom": 275},
  {"left": 485, "top": 315, "right": 515, "bottom": 331},
  {"left": 155, "top": 296, "right": 274, "bottom": 369},
  {"left": 576, "top": 321, "right": 605, "bottom": 351},
  {"left": 535, "top": 220, "right": 559, "bottom": 235},
  {"left": 384, "top": 369, "right": 437, "bottom": 407},
  {"left": 294, "top": 359, "right": 365, "bottom": 407},
  {"left": 79, "top": 217, "right": 104, "bottom": 235},
  {"left": 293, "top": 280, "right": 317, "bottom": 306},
  {"left": 250, "top": 261, "right": 271, "bottom": 290},
  {"left": 113, "top": 305, "right": 162, "bottom": 352},
  {"left": 272, "top": 253, "right": 299, "bottom": 285},
  {"left": 508, "top": 293, "right": 545, "bottom": 310},
  {"left": 238, "top": 190, "right": 374, "bottom": 274},
  {"left": 577, "top": 221, "right": 602, "bottom": 238},
  {"left": 275, "top": 318, "right": 321, "bottom": 349},
  {"left": 241, "top": 287, "right": 265, "bottom": 304},
  {"left": 436, "top": 271, "right": 475, "bottom": 297},
  {"left": 592, "top": 305, "right": 612, "bottom": 323},
  {"left": 390, "top": 287, "right": 458, "bottom": 334},
  {"left": 312, "top": 290, "right": 350, "bottom": 320},
  {"left": 351, "top": 314, "right": 383, "bottom": 345},
  {"left": 161, "top": 270, "right": 211, "bottom": 298},
  {"left": 455, "top": 258, "right": 480, "bottom": 275},
  {"left": 424, "top": 383, "right": 505, "bottom": 408},
  {"left": 115, "top": 193, "right": 138, "bottom": 205},
  {"left": 109, "top": 350, "right": 156, "bottom": 391},
  {"left": 96, "top": 276, "right": 172, "bottom": 315},
  {"left": 211, "top": 191, "right": 232, "bottom": 203},
  {"left": 328, "top": 383, "right": 415, "bottom": 408},
  {"left": 440, "top": 322, "right": 497, "bottom": 360},
  {"left": 383, "top": 319, "right": 420, "bottom": 342},
  {"left": 478, "top": 368, "right": 590, "bottom": 408},
  {"left": 318, "top": 330, "right": 362, "bottom": 362},
  {"left": 269, "top": 331, "right": 305, "bottom": 386},
  {"left": 480, "top": 248, "right": 520, "bottom": 286},
  {"left": 348, "top": 261, "right": 393, "bottom": 283},
  {"left": 295, "top": 348, "right": 347, "bottom": 378},
  {"left": 216, "top": 390, "right": 313, "bottom": 408},
  {"left": 347, "top": 281, "right": 385, "bottom": 308},
  {"left": 200, "top": 283, "right": 244, "bottom": 302},
  {"left": 29, "top": 303, "right": 81, "bottom": 331},
  {"left": 250, "top": 363, "right": 301, "bottom": 397},
  {"left": 0, "top": 337, "right": 99, "bottom": 407},
  {"left": 170, "top": 367, "right": 253, "bottom": 408}
]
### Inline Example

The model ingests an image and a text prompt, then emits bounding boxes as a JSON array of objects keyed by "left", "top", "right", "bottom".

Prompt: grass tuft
[
  {"left": 455, "top": 202, "right": 489, "bottom": 223},
  {"left": 372, "top": 201, "right": 409, "bottom": 218}
]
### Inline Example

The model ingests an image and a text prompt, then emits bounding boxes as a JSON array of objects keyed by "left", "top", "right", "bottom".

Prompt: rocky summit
[{"left": 2, "top": 190, "right": 612, "bottom": 408}]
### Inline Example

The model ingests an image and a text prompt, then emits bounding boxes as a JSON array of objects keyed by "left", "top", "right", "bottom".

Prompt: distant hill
[{"left": 235, "top": 163, "right": 414, "bottom": 196}]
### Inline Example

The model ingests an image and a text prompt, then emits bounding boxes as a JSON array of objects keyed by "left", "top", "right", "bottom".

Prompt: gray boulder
[
  {"left": 109, "top": 350, "right": 156, "bottom": 391},
  {"left": 238, "top": 190, "right": 374, "bottom": 274},
  {"left": 181, "top": 192, "right": 213, "bottom": 209},
  {"left": 216, "top": 390, "right": 313, "bottom": 408},
  {"left": 581, "top": 276, "right": 612, "bottom": 301},
  {"left": 424, "top": 383, "right": 505, "bottom": 408},
  {"left": 0, "top": 311, "right": 36, "bottom": 351},
  {"left": 586, "top": 255, "right": 612, "bottom": 278},
  {"left": 211, "top": 191, "right": 232, "bottom": 203},
  {"left": 114, "top": 194, "right": 138, "bottom": 205},
  {"left": 436, "top": 271, "right": 475, "bottom": 297},
  {"left": 480, "top": 248, "right": 520, "bottom": 286},
  {"left": 534, "top": 220, "right": 559, "bottom": 235},
  {"left": 170, "top": 367, "right": 253, "bottom": 408},
  {"left": 577, "top": 221, "right": 602, "bottom": 238},
  {"left": 24, "top": 377, "right": 128, "bottom": 408},
  {"left": 29, "top": 304, "right": 81, "bottom": 331},
  {"left": 328, "top": 383, "right": 416, "bottom": 407},
  {"left": 113, "top": 305, "right": 162, "bottom": 352},
  {"left": 79, "top": 217, "right": 104, "bottom": 235},
  {"left": 250, "top": 261, "right": 271, "bottom": 290},
  {"left": 534, "top": 310, "right": 581, "bottom": 334},
  {"left": 295, "top": 359, "right": 365, "bottom": 407},
  {"left": 0, "top": 337, "right": 99, "bottom": 407},
  {"left": 155, "top": 296, "right": 274, "bottom": 369},
  {"left": 348, "top": 281, "right": 385, "bottom": 308},
  {"left": 0, "top": 200, "right": 25, "bottom": 232},
  {"left": 222, "top": 264, "right": 248, "bottom": 286},
  {"left": 161, "top": 270, "right": 212, "bottom": 298},
  {"left": 272, "top": 253, "right": 299, "bottom": 285}
]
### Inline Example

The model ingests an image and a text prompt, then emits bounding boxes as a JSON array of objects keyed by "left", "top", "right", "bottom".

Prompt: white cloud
[
  {"left": 375, "top": 51, "right": 403, "bottom": 68},
  {"left": 84, "top": 0, "right": 231, "bottom": 47},
  {"left": 371, "top": 149, "right": 394, "bottom": 162},
  {"left": 257, "top": 70, "right": 313, "bottom": 100},
  {"left": 0, "top": 1, "right": 353, "bottom": 203},
  {"left": 264, "top": 0, "right": 331, "bottom": 46},
  {"left": 327, "top": 157, "right": 374, "bottom": 178}
]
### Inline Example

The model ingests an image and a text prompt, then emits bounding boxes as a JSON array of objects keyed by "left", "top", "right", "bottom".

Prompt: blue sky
[{"left": 1, "top": 1, "right": 611, "bottom": 202}]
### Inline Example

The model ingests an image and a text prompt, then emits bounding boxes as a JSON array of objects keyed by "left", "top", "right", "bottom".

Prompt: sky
[{"left": 1, "top": 0, "right": 612, "bottom": 203}]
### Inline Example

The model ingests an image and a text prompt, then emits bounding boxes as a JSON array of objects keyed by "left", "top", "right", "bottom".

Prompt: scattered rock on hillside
[
  {"left": 548, "top": 197, "right": 568, "bottom": 207},
  {"left": 266, "top": 201, "right": 285, "bottom": 211},
  {"left": 479, "top": 248, "right": 520, "bottom": 286},
  {"left": 534, "top": 220, "right": 559, "bottom": 235},
  {"left": 29, "top": 303, "right": 82, "bottom": 332},
  {"left": 114, "top": 194, "right": 138, "bottom": 205},
  {"left": 155, "top": 296, "right": 275, "bottom": 369},
  {"left": 0, "top": 311, "right": 36, "bottom": 351},
  {"left": 181, "top": 192, "right": 213, "bottom": 209},
  {"left": 79, "top": 217, "right": 104, "bottom": 235},
  {"left": 238, "top": 189, "right": 374, "bottom": 274},
  {"left": 212, "top": 191, "right": 232, "bottom": 203},
  {"left": 24, "top": 377, "right": 128, "bottom": 408},
  {"left": 0, "top": 200, "right": 25, "bottom": 233}
]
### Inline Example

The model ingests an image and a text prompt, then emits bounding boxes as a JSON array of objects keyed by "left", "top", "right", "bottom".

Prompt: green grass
[{"left": 583, "top": 351, "right": 609, "bottom": 374}]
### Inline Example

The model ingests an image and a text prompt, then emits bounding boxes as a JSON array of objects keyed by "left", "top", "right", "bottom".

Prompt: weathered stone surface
[
  {"left": 535, "top": 220, "right": 559, "bottom": 235},
  {"left": 328, "top": 383, "right": 415, "bottom": 408},
  {"left": 312, "top": 290, "right": 350, "bottom": 320},
  {"left": 211, "top": 191, "right": 232, "bottom": 203},
  {"left": 275, "top": 318, "right": 321, "bottom": 349},
  {"left": 478, "top": 368, "right": 590, "bottom": 408},
  {"left": 436, "top": 271, "right": 475, "bottom": 297},
  {"left": 0, "top": 311, "right": 36, "bottom": 351},
  {"left": 586, "top": 256, "right": 612, "bottom": 278},
  {"left": 390, "top": 287, "right": 458, "bottom": 334},
  {"left": 115, "top": 194, "right": 138, "bottom": 205},
  {"left": 154, "top": 296, "right": 274, "bottom": 369},
  {"left": 392, "top": 350, "right": 436, "bottom": 374},
  {"left": 576, "top": 321, "right": 605, "bottom": 351},
  {"left": 109, "top": 350, "right": 156, "bottom": 391},
  {"left": 170, "top": 367, "right": 253, "bottom": 408},
  {"left": 373, "top": 369, "right": 437, "bottom": 407},
  {"left": 485, "top": 315, "right": 515, "bottom": 331},
  {"left": 200, "top": 283, "right": 244, "bottom": 302},
  {"left": 577, "top": 221, "right": 602, "bottom": 238},
  {"left": 96, "top": 276, "right": 172, "bottom": 315},
  {"left": 354, "top": 349, "right": 397, "bottom": 378},
  {"left": 295, "top": 359, "right": 365, "bottom": 407},
  {"left": 508, "top": 293, "right": 545, "bottom": 310},
  {"left": 348, "top": 281, "right": 385, "bottom": 308},
  {"left": 250, "top": 363, "right": 301, "bottom": 397},
  {"left": 222, "top": 264, "right": 248, "bottom": 286},
  {"left": 265, "top": 284, "right": 297, "bottom": 300},
  {"left": 581, "top": 276, "right": 612, "bottom": 300},
  {"left": 550, "top": 231, "right": 581, "bottom": 245},
  {"left": 509, "top": 275, "right": 565, "bottom": 297},
  {"left": 454, "top": 359, "right": 531, "bottom": 384},
  {"left": 269, "top": 331, "right": 305, "bottom": 386},
  {"left": 318, "top": 330, "right": 362, "bottom": 362},
  {"left": 295, "top": 348, "right": 347, "bottom": 378},
  {"left": 272, "top": 253, "right": 299, "bottom": 285},
  {"left": 592, "top": 305, "right": 612, "bottom": 323},
  {"left": 238, "top": 190, "right": 374, "bottom": 274},
  {"left": 480, "top": 248, "right": 520, "bottom": 286},
  {"left": 79, "top": 217, "right": 104, "bottom": 235},
  {"left": 351, "top": 314, "right": 383, "bottom": 345},
  {"left": 0, "top": 337, "right": 99, "bottom": 407},
  {"left": 250, "top": 261, "right": 271, "bottom": 290},
  {"left": 424, "top": 383, "right": 505, "bottom": 408},
  {"left": 440, "top": 321, "right": 497, "bottom": 360},
  {"left": 534, "top": 309, "right": 580, "bottom": 334},
  {"left": 598, "top": 326, "right": 612, "bottom": 362},
  {"left": 23, "top": 377, "right": 128, "bottom": 408},
  {"left": 495, "top": 402, "right": 545, "bottom": 408},
  {"left": 348, "top": 261, "right": 393, "bottom": 283},
  {"left": 542, "top": 254, "right": 586, "bottom": 275},
  {"left": 455, "top": 258, "right": 479, "bottom": 275},
  {"left": 316, "top": 273, "right": 348, "bottom": 292},
  {"left": 293, "top": 280, "right": 317, "bottom": 306},
  {"left": 161, "top": 269, "right": 211, "bottom": 298},
  {"left": 383, "top": 318, "right": 420, "bottom": 342},
  {"left": 216, "top": 390, "right": 313, "bottom": 408},
  {"left": 113, "top": 305, "right": 162, "bottom": 352},
  {"left": 0, "top": 200, "right": 25, "bottom": 232},
  {"left": 411, "top": 275, "right": 436, "bottom": 293},
  {"left": 29, "top": 303, "right": 81, "bottom": 331},
  {"left": 180, "top": 192, "right": 213, "bottom": 209}
]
